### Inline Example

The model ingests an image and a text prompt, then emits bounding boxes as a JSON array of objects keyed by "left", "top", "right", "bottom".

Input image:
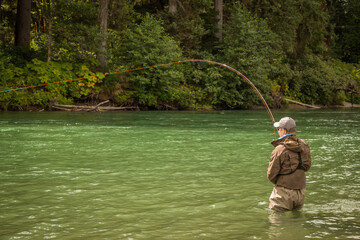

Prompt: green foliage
[
  {"left": 276, "top": 55, "right": 360, "bottom": 105},
  {"left": 330, "top": 0, "right": 360, "bottom": 63},
  {"left": 240, "top": 0, "right": 330, "bottom": 58},
  {"left": 0, "top": 55, "right": 102, "bottom": 110},
  {"left": 160, "top": 0, "right": 213, "bottom": 58},
  {"left": 0, "top": 0, "right": 359, "bottom": 110},
  {"left": 108, "top": 14, "right": 185, "bottom": 108},
  {"left": 32, "top": 0, "right": 101, "bottom": 64},
  {"left": 218, "top": 6, "right": 280, "bottom": 108}
]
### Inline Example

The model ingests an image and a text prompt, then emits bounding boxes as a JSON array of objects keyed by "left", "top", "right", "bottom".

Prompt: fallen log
[
  {"left": 51, "top": 101, "right": 137, "bottom": 111},
  {"left": 51, "top": 105, "right": 74, "bottom": 111},
  {"left": 283, "top": 98, "right": 321, "bottom": 109}
]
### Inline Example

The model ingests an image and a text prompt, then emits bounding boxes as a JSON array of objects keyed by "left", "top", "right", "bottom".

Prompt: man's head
[{"left": 274, "top": 117, "right": 296, "bottom": 136}]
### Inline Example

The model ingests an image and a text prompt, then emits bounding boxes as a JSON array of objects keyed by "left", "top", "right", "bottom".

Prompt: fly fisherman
[{"left": 267, "top": 117, "right": 311, "bottom": 211}]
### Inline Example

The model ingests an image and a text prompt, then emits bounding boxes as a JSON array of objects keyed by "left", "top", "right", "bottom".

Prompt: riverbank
[
  {"left": 249, "top": 101, "right": 360, "bottom": 111},
  {"left": 2, "top": 101, "right": 360, "bottom": 112},
  {"left": 334, "top": 101, "right": 360, "bottom": 108},
  {"left": 282, "top": 102, "right": 360, "bottom": 110}
]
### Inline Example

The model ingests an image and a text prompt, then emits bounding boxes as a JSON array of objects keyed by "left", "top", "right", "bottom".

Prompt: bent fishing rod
[{"left": 0, "top": 59, "right": 277, "bottom": 137}]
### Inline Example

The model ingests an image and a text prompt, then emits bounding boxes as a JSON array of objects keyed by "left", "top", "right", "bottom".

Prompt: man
[{"left": 267, "top": 117, "right": 311, "bottom": 212}]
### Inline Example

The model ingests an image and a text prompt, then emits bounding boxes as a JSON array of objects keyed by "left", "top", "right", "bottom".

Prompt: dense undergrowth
[{"left": 1, "top": 2, "right": 359, "bottom": 111}]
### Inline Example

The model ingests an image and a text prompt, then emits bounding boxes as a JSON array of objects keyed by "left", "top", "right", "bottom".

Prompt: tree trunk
[
  {"left": 47, "top": 0, "right": 53, "bottom": 62},
  {"left": 169, "top": 0, "right": 177, "bottom": 14},
  {"left": 0, "top": 0, "right": 4, "bottom": 45},
  {"left": 15, "top": 0, "right": 31, "bottom": 47},
  {"left": 97, "top": 0, "right": 109, "bottom": 73},
  {"left": 214, "top": 0, "right": 223, "bottom": 41}
]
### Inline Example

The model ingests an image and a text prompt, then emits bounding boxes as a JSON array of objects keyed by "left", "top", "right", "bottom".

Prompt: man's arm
[
  {"left": 267, "top": 148, "right": 282, "bottom": 184},
  {"left": 301, "top": 140, "right": 312, "bottom": 171}
]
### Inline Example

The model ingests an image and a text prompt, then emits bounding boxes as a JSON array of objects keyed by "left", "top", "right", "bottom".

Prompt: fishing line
[{"left": 0, "top": 59, "right": 277, "bottom": 137}]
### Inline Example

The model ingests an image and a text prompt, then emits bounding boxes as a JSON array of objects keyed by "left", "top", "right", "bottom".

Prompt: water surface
[{"left": 0, "top": 110, "right": 359, "bottom": 239}]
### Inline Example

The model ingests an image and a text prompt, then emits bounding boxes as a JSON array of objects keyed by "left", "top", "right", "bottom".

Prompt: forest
[{"left": 0, "top": 0, "right": 359, "bottom": 111}]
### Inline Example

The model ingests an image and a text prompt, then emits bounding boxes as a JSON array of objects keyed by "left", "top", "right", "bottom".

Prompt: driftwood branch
[
  {"left": 86, "top": 100, "right": 110, "bottom": 112},
  {"left": 283, "top": 98, "right": 321, "bottom": 109},
  {"left": 51, "top": 100, "right": 137, "bottom": 111}
]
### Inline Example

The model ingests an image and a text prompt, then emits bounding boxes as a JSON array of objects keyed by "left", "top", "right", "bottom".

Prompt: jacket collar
[
  {"left": 278, "top": 133, "right": 294, "bottom": 140},
  {"left": 271, "top": 133, "right": 297, "bottom": 147}
]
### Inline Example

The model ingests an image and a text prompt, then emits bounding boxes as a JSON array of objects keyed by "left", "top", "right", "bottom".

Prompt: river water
[{"left": 0, "top": 110, "right": 359, "bottom": 239}]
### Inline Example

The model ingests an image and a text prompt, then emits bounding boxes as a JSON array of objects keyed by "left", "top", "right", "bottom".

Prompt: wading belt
[{"left": 297, "top": 152, "right": 306, "bottom": 171}]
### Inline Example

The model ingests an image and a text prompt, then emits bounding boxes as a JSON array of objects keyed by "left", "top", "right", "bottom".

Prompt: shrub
[
  {"left": 108, "top": 14, "right": 185, "bottom": 108},
  {"left": 218, "top": 6, "right": 281, "bottom": 108},
  {"left": 0, "top": 56, "right": 103, "bottom": 110}
]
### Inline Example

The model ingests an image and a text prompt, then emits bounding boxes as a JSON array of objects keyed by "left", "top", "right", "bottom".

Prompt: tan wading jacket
[{"left": 267, "top": 134, "right": 311, "bottom": 189}]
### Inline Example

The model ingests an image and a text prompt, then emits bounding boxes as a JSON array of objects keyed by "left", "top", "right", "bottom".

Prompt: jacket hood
[{"left": 271, "top": 134, "right": 303, "bottom": 153}]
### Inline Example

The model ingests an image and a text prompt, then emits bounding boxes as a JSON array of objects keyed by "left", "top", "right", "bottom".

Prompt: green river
[{"left": 1, "top": 110, "right": 359, "bottom": 239}]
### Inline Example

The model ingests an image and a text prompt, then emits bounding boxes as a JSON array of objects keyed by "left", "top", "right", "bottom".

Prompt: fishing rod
[{"left": 0, "top": 59, "right": 277, "bottom": 137}]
